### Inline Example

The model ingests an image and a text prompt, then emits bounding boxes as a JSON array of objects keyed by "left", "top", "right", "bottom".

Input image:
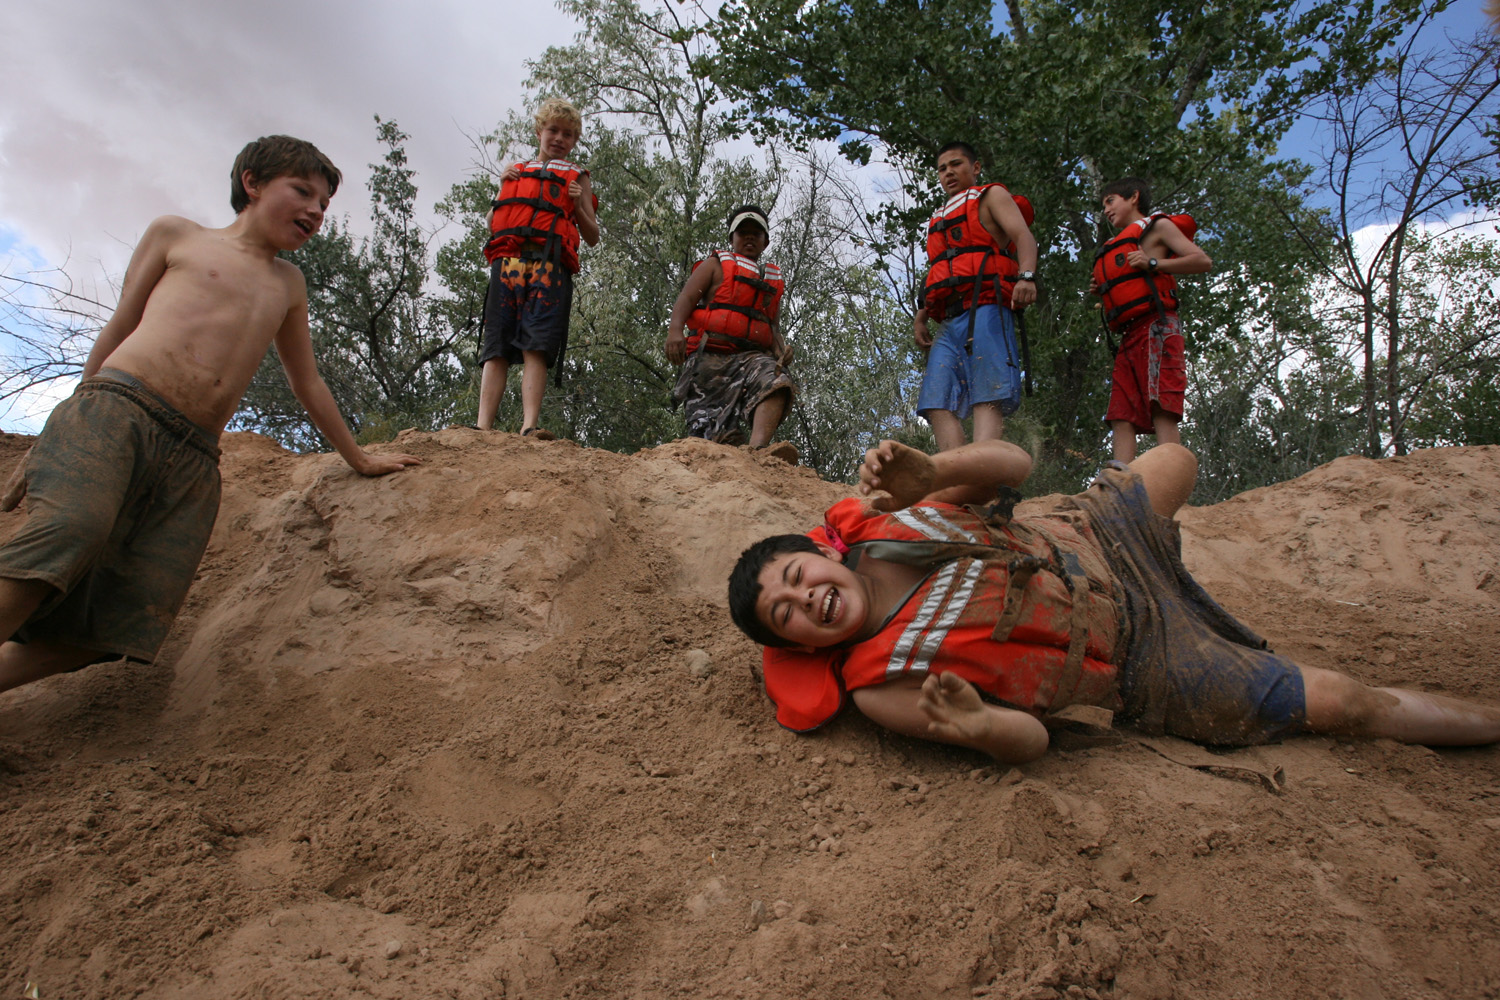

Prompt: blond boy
[
  {"left": 0, "top": 135, "right": 420, "bottom": 694},
  {"left": 477, "top": 98, "right": 600, "bottom": 437}
]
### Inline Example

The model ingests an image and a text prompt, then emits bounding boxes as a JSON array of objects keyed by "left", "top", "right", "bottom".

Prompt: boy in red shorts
[{"left": 1090, "top": 178, "right": 1211, "bottom": 463}]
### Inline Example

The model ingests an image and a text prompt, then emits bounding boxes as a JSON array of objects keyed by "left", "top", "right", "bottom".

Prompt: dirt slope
[{"left": 1, "top": 430, "right": 1498, "bottom": 1000}]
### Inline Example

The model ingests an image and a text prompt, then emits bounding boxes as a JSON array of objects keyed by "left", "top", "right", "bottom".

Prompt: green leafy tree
[
  {"left": 234, "top": 118, "right": 476, "bottom": 450},
  {"left": 446, "top": 0, "right": 930, "bottom": 478},
  {"left": 700, "top": 0, "right": 1430, "bottom": 494},
  {"left": 1283, "top": 21, "right": 1500, "bottom": 456}
]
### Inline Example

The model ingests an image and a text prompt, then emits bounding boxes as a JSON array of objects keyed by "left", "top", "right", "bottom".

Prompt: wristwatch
[
  {"left": 1016, "top": 270, "right": 1037, "bottom": 283},
  {"left": 1148, "top": 258, "right": 1159, "bottom": 270}
]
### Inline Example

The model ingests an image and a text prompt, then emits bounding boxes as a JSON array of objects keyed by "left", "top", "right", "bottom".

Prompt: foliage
[
  {"left": 233, "top": 118, "right": 478, "bottom": 450},
  {"left": 448, "top": 0, "right": 929, "bottom": 478},
  {"left": 1284, "top": 20, "right": 1500, "bottom": 456}
]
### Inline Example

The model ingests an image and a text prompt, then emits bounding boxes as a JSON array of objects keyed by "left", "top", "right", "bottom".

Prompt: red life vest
[
  {"left": 1091, "top": 213, "right": 1197, "bottom": 332},
  {"left": 484, "top": 159, "right": 597, "bottom": 273},
  {"left": 686, "top": 251, "right": 785, "bottom": 354},
  {"left": 761, "top": 498, "right": 1126, "bottom": 733},
  {"left": 922, "top": 183, "right": 1036, "bottom": 320}
]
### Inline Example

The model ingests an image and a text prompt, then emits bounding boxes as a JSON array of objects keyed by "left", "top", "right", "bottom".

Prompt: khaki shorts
[{"left": 0, "top": 369, "right": 221, "bottom": 662}]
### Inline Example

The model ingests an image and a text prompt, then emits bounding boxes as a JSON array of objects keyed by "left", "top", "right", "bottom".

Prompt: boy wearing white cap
[{"left": 666, "top": 205, "right": 797, "bottom": 453}]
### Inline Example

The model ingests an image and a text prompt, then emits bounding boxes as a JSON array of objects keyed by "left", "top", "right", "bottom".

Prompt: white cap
[{"left": 729, "top": 208, "right": 770, "bottom": 234}]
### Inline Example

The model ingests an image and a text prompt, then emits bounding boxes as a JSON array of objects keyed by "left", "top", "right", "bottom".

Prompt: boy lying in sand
[{"left": 728, "top": 440, "right": 1500, "bottom": 763}]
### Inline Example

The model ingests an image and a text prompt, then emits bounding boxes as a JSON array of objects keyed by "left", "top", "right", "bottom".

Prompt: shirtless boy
[
  {"left": 729, "top": 441, "right": 1500, "bottom": 763},
  {"left": 477, "top": 98, "right": 600, "bottom": 437},
  {"left": 0, "top": 135, "right": 420, "bottom": 694}
]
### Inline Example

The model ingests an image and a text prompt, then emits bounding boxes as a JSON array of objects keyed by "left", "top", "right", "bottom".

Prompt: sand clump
[{"left": 1, "top": 429, "right": 1498, "bottom": 999}]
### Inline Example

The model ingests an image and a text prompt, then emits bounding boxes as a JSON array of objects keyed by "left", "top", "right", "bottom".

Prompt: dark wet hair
[
  {"left": 1101, "top": 177, "right": 1153, "bottom": 214},
  {"left": 230, "top": 135, "right": 342, "bottom": 214},
  {"left": 937, "top": 141, "right": 979, "bottom": 165},
  {"left": 728, "top": 534, "right": 823, "bottom": 647}
]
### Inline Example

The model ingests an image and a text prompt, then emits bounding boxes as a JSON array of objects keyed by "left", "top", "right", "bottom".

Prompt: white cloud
[{"left": 0, "top": 0, "right": 580, "bottom": 276}]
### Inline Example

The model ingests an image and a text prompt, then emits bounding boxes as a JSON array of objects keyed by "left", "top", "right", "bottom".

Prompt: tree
[
  {"left": 1284, "top": 21, "right": 1500, "bottom": 456},
  {"left": 447, "top": 0, "right": 930, "bottom": 478},
  {"left": 698, "top": 0, "right": 1415, "bottom": 491},
  {"left": 234, "top": 118, "right": 479, "bottom": 450},
  {"left": 0, "top": 264, "right": 110, "bottom": 425}
]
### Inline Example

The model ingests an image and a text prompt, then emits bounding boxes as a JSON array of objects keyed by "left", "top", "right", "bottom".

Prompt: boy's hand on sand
[
  {"left": 501, "top": 165, "right": 521, "bottom": 182},
  {"left": 354, "top": 452, "right": 423, "bottom": 477},
  {"left": 918, "top": 672, "right": 990, "bottom": 743},
  {"left": 858, "top": 440, "right": 935, "bottom": 512},
  {"left": 0, "top": 450, "right": 29, "bottom": 511}
]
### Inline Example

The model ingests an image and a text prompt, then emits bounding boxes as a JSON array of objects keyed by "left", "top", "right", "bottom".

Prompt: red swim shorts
[{"left": 1105, "top": 313, "right": 1185, "bottom": 434}]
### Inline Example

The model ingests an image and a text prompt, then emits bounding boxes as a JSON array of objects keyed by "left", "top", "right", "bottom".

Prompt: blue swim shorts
[{"left": 916, "top": 303, "right": 1022, "bottom": 420}]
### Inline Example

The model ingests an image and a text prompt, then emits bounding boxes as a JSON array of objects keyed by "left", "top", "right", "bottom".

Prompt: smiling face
[
  {"left": 536, "top": 119, "right": 581, "bottom": 161},
  {"left": 241, "top": 171, "right": 330, "bottom": 251},
  {"left": 936, "top": 148, "right": 980, "bottom": 195},
  {"left": 754, "top": 545, "right": 872, "bottom": 650},
  {"left": 730, "top": 221, "right": 768, "bottom": 260}
]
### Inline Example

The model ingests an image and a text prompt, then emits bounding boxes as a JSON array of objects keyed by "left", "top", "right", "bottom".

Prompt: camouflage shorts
[{"left": 672, "top": 350, "right": 797, "bottom": 443}]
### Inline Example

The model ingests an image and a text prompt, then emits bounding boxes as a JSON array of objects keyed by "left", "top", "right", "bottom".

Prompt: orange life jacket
[
  {"left": 484, "top": 159, "right": 596, "bottom": 273},
  {"left": 686, "top": 251, "right": 785, "bottom": 354},
  {"left": 761, "top": 498, "right": 1126, "bottom": 733},
  {"left": 922, "top": 183, "right": 1036, "bottom": 320},
  {"left": 1091, "top": 213, "right": 1197, "bottom": 332}
]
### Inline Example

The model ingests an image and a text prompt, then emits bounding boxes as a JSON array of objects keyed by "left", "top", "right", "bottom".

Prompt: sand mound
[{"left": 1, "top": 431, "right": 1498, "bottom": 1000}]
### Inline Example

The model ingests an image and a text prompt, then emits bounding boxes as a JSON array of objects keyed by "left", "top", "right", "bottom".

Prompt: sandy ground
[{"left": 1, "top": 429, "right": 1498, "bottom": 1000}]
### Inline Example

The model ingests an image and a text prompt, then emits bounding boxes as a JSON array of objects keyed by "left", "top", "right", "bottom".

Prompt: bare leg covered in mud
[
  {"left": 0, "top": 577, "right": 100, "bottom": 694},
  {"left": 1301, "top": 666, "right": 1500, "bottom": 746}
]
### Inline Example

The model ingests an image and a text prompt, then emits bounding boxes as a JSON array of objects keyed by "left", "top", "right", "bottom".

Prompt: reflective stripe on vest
[
  {"left": 760, "top": 498, "right": 1124, "bottom": 732},
  {"left": 922, "top": 183, "right": 1032, "bottom": 319},
  {"left": 686, "top": 251, "right": 785, "bottom": 354},
  {"left": 485, "top": 159, "right": 590, "bottom": 273}
]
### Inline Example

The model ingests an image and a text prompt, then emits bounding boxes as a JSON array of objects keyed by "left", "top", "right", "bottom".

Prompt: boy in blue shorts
[
  {"left": 0, "top": 135, "right": 421, "bottom": 695},
  {"left": 912, "top": 142, "right": 1038, "bottom": 451},
  {"left": 728, "top": 440, "right": 1500, "bottom": 762}
]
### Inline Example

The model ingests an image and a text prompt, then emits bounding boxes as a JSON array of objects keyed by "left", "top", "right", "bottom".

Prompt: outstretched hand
[
  {"left": 858, "top": 440, "right": 936, "bottom": 512},
  {"left": 354, "top": 452, "right": 423, "bottom": 477},
  {"left": 917, "top": 671, "right": 990, "bottom": 743}
]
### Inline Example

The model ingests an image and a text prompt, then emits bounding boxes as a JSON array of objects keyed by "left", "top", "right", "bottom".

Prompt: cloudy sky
[{"left": 0, "top": 0, "right": 578, "bottom": 277}]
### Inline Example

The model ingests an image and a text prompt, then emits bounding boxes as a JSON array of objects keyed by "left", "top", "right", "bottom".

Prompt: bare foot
[
  {"left": 859, "top": 440, "right": 935, "bottom": 512},
  {"left": 521, "top": 427, "right": 557, "bottom": 441},
  {"left": 917, "top": 672, "right": 991, "bottom": 743}
]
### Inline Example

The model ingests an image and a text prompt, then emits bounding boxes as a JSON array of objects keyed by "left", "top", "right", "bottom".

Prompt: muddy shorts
[
  {"left": 1105, "top": 312, "right": 1185, "bottom": 433},
  {"left": 672, "top": 349, "right": 797, "bottom": 443},
  {"left": 0, "top": 369, "right": 222, "bottom": 662},
  {"left": 481, "top": 255, "right": 574, "bottom": 369},
  {"left": 1059, "top": 465, "right": 1306, "bottom": 745},
  {"left": 917, "top": 303, "right": 1022, "bottom": 420}
]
